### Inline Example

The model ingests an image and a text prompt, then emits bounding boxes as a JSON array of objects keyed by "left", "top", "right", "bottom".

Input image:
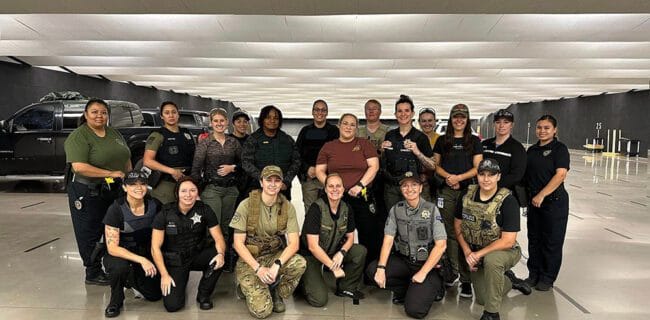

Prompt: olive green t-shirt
[
  {"left": 64, "top": 125, "right": 131, "bottom": 180},
  {"left": 230, "top": 196, "right": 300, "bottom": 236},
  {"left": 358, "top": 123, "right": 390, "bottom": 151},
  {"left": 144, "top": 131, "right": 164, "bottom": 151}
]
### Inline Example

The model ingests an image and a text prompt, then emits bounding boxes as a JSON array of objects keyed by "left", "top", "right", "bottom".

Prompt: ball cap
[
  {"left": 450, "top": 104, "right": 470, "bottom": 118},
  {"left": 261, "top": 165, "right": 283, "bottom": 180},
  {"left": 478, "top": 158, "right": 501, "bottom": 174},
  {"left": 232, "top": 110, "right": 250, "bottom": 121},
  {"left": 124, "top": 170, "right": 148, "bottom": 185},
  {"left": 494, "top": 109, "right": 514, "bottom": 122},
  {"left": 399, "top": 171, "right": 422, "bottom": 185}
]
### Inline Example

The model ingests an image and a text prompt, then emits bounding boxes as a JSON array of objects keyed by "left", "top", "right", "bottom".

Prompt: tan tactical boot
[{"left": 270, "top": 289, "right": 285, "bottom": 313}]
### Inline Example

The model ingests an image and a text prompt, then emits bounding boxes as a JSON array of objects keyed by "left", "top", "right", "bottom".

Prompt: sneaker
[
  {"left": 444, "top": 274, "right": 459, "bottom": 288},
  {"left": 535, "top": 281, "right": 553, "bottom": 291},
  {"left": 85, "top": 272, "right": 110, "bottom": 286},
  {"left": 270, "top": 289, "right": 285, "bottom": 313},
  {"left": 480, "top": 311, "right": 501, "bottom": 320},
  {"left": 459, "top": 282, "right": 473, "bottom": 298},
  {"left": 504, "top": 270, "right": 532, "bottom": 295}
]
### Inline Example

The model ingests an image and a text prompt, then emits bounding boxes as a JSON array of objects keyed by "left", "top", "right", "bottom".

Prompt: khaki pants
[
  {"left": 471, "top": 246, "right": 521, "bottom": 313},
  {"left": 300, "top": 244, "right": 367, "bottom": 307},
  {"left": 300, "top": 178, "right": 323, "bottom": 213},
  {"left": 201, "top": 184, "right": 239, "bottom": 240},
  {"left": 236, "top": 252, "right": 306, "bottom": 319},
  {"left": 151, "top": 179, "right": 176, "bottom": 204},
  {"left": 438, "top": 186, "right": 470, "bottom": 283}
]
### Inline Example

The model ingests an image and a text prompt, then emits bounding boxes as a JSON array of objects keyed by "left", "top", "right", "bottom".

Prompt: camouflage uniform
[{"left": 230, "top": 189, "right": 306, "bottom": 319}]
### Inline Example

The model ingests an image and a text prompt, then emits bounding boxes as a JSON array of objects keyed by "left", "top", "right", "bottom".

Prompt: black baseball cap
[
  {"left": 399, "top": 171, "right": 421, "bottom": 185},
  {"left": 478, "top": 158, "right": 501, "bottom": 174},
  {"left": 123, "top": 170, "right": 148, "bottom": 185},
  {"left": 494, "top": 109, "right": 514, "bottom": 122},
  {"left": 232, "top": 110, "right": 250, "bottom": 122}
]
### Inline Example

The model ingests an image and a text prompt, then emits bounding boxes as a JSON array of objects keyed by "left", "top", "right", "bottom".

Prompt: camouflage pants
[{"left": 236, "top": 252, "right": 306, "bottom": 318}]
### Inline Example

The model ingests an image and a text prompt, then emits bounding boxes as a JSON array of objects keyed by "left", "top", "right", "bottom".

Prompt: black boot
[{"left": 505, "top": 270, "right": 532, "bottom": 295}]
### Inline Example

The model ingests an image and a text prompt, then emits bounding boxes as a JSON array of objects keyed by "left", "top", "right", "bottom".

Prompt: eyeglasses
[
  {"left": 419, "top": 108, "right": 436, "bottom": 116},
  {"left": 313, "top": 108, "right": 328, "bottom": 113}
]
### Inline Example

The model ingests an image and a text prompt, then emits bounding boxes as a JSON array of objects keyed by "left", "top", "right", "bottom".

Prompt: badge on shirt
[
  {"left": 115, "top": 138, "right": 126, "bottom": 146},
  {"left": 184, "top": 133, "right": 192, "bottom": 140},
  {"left": 74, "top": 198, "right": 83, "bottom": 210},
  {"left": 543, "top": 150, "right": 552, "bottom": 157},
  {"left": 437, "top": 197, "right": 444, "bottom": 208},
  {"left": 421, "top": 209, "right": 431, "bottom": 219},
  {"left": 352, "top": 143, "right": 361, "bottom": 152},
  {"left": 168, "top": 146, "right": 179, "bottom": 155},
  {"left": 190, "top": 212, "right": 202, "bottom": 225}
]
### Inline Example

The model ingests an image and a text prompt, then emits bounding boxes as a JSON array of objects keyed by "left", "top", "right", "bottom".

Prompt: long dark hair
[
  {"left": 442, "top": 104, "right": 474, "bottom": 154},
  {"left": 79, "top": 98, "right": 109, "bottom": 125}
]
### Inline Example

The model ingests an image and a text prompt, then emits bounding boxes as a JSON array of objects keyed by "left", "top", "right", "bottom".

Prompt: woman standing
[
  {"left": 432, "top": 104, "right": 482, "bottom": 298},
  {"left": 65, "top": 98, "right": 131, "bottom": 285},
  {"left": 143, "top": 101, "right": 196, "bottom": 204},
  {"left": 151, "top": 177, "right": 226, "bottom": 312},
  {"left": 316, "top": 113, "right": 380, "bottom": 266},
  {"left": 103, "top": 171, "right": 162, "bottom": 317},
  {"left": 191, "top": 108, "right": 241, "bottom": 271},
  {"left": 525, "top": 115, "right": 570, "bottom": 291},
  {"left": 241, "top": 105, "right": 301, "bottom": 200}
]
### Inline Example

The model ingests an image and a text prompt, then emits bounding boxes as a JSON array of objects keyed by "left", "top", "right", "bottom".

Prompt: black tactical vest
[
  {"left": 120, "top": 198, "right": 158, "bottom": 252},
  {"left": 161, "top": 201, "right": 211, "bottom": 259},
  {"left": 155, "top": 127, "right": 195, "bottom": 168}
]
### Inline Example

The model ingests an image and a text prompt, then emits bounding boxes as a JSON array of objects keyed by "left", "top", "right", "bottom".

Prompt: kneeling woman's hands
[{"left": 161, "top": 274, "right": 176, "bottom": 296}]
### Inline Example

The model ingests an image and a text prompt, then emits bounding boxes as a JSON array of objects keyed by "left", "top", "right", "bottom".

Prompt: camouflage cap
[
  {"left": 478, "top": 158, "right": 501, "bottom": 174},
  {"left": 261, "top": 165, "right": 283, "bottom": 180},
  {"left": 399, "top": 171, "right": 422, "bottom": 186},
  {"left": 123, "top": 170, "right": 148, "bottom": 185},
  {"left": 494, "top": 109, "right": 514, "bottom": 122},
  {"left": 450, "top": 104, "right": 470, "bottom": 118}
]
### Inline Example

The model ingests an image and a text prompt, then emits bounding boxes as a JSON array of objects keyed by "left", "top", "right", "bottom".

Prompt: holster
[{"left": 90, "top": 239, "right": 107, "bottom": 265}]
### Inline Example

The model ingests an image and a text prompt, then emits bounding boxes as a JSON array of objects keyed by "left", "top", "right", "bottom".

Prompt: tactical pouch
[
  {"left": 396, "top": 242, "right": 410, "bottom": 257},
  {"left": 163, "top": 252, "right": 184, "bottom": 267},
  {"left": 415, "top": 246, "right": 429, "bottom": 262},
  {"left": 246, "top": 235, "right": 285, "bottom": 258},
  {"left": 416, "top": 226, "right": 429, "bottom": 240},
  {"left": 148, "top": 171, "right": 162, "bottom": 188}
]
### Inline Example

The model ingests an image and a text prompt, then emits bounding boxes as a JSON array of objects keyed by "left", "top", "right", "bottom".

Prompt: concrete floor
[{"left": 0, "top": 150, "right": 648, "bottom": 320}]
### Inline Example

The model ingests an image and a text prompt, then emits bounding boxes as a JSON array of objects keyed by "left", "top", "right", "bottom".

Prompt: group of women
[{"left": 64, "top": 97, "right": 569, "bottom": 319}]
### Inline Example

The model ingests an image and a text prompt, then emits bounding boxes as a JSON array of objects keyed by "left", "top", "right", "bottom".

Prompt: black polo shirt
[
  {"left": 152, "top": 201, "right": 219, "bottom": 253},
  {"left": 525, "top": 138, "right": 570, "bottom": 194},
  {"left": 482, "top": 135, "right": 527, "bottom": 190},
  {"left": 383, "top": 127, "right": 433, "bottom": 178}
]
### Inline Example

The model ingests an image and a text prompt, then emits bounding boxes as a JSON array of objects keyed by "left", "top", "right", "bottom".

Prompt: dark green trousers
[{"left": 300, "top": 244, "right": 367, "bottom": 307}]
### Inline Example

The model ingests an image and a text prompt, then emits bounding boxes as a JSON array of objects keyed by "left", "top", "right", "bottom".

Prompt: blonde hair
[{"left": 210, "top": 108, "right": 228, "bottom": 121}]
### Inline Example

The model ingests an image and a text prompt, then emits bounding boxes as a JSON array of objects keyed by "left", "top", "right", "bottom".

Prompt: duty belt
[{"left": 72, "top": 174, "right": 102, "bottom": 188}]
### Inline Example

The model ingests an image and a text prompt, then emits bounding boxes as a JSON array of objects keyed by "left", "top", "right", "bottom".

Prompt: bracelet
[
  {"left": 355, "top": 181, "right": 365, "bottom": 188},
  {"left": 339, "top": 249, "right": 347, "bottom": 257}
]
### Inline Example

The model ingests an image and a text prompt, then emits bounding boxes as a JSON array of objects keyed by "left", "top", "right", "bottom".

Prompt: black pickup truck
[
  {"left": 140, "top": 109, "right": 210, "bottom": 136},
  {"left": 0, "top": 95, "right": 155, "bottom": 180}
]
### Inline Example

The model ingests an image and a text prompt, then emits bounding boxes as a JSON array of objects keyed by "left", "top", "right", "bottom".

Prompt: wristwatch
[
  {"left": 377, "top": 264, "right": 386, "bottom": 269},
  {"left": 339, "top": 249, "right": 348, "bottom": 257},
  {"left": 274, "top": 259, "right": 283, "bottom": 268}
]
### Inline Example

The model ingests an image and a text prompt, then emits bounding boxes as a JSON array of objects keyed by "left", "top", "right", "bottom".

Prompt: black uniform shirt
[
  {"left": 295, "top": 122, "right": 340, "bottom": 177},
  {"left": 482, "top": 135, "right": 527, "bottom": 189},
  {"left": 103, "top": 197, "right": 160, "bottom": 250},
  {"left": 525, "top": 138, "right": 570, "bottom": 195},
  {"left": 383, "top": 127, "right": 433, "bottom": 176},
  {"left": 455, "top": 191, "right": 520, "bottom": 232},
  {"left": 228, "top": 133, "right": 249, "bottom": 146},
  {"left": 152, "top": 201, "right": 219, "bottom": 253},
  {"left": 434, "top": 135, "right": 483, "bottom": 181}
]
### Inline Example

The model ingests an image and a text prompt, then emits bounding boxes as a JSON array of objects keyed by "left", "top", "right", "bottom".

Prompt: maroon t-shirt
[{"left": 316, "top": 137, "right": 377, "bottom": 190}]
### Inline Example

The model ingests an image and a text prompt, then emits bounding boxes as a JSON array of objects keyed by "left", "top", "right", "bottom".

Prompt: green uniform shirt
[
  {"left": 230, "top": 197, "right": 300, "bottom": 236},
  {"left": 144, "top": 131, "right": 164, "bottom": 151},
  {"left": 64, "top": 124, "right": 131, "bottom": 180},
  {"left": 358, "top": 123, "right": 390, "bottom": 151}
]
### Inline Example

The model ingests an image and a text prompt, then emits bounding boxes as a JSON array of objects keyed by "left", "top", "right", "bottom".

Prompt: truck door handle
[{"left": 36, "top": 137, "right": 52, "bottom": 143}]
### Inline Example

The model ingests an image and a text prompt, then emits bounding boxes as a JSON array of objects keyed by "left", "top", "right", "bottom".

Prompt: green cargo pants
[
  {"left": 438, "top": 186, "right": 470, "bottom": 284},
  {"left": 471, "top": 246, "right": 521, "bottom": 313},
  {"left": 300, "top": 244, "right": 367, "bottom": 307}
]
